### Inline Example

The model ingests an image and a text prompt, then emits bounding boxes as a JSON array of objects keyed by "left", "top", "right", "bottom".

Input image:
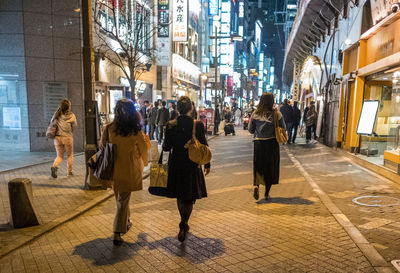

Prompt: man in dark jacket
[
  {"left": 291, "top": 101, "right": 301, "bottom": 144},
  {"left": 169, "top": 102, "right": 178, "bottom": 120},
  {"left": 149, "top": 101, "right": 158, "bottom": 140},
  {"left": 280, "top": 99, "right": 294, "bottom": 144},
  {"left": 214, "top": 104, "right": 221, "bottom": 135},
  {"left": 156, "top": 101, "right": 169, "bottom": 144},
  {"left": 140, "top": 100, "right": 149, "bottom": 134}
]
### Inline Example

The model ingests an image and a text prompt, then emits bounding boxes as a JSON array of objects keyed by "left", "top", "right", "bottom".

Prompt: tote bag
[
  {"left": 148, "top": 151, "right": 168, "bottom": 196},
  {"left": 184, "top": 120, "right": 212, "bottom": 166}
]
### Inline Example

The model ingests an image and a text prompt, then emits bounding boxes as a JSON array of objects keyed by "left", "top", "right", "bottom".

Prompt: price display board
[{"left": 357, "top": 100, "right": 379, "bottom": 135}]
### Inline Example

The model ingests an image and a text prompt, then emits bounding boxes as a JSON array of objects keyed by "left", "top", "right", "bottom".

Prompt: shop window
[{"left": 360, "top": 72, "right": 400, "bottom": 165}]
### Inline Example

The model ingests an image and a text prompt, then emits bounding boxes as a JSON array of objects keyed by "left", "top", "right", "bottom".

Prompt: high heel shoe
[
  {"left": 178, "top": 222, "right": 189, "bottom": 242},
  {"left": 112, "top": 233, "right": 123, "bottom": 246}
]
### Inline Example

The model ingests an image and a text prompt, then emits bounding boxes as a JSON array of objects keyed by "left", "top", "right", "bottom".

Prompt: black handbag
[
  {"left": 88, "top": 127, "right": 116, "bottom": 181},
  {"left": 148, "top": 151, "right": 169, "bottom": 196}
]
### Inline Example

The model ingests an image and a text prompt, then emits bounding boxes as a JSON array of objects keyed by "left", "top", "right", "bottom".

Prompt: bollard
[{"left": 8, "top": 178, "right": 40, "bottom": 228}]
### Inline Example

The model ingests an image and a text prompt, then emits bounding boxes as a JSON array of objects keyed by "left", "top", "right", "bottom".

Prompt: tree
[{"left": 93, "top": 0, "right": 156, "bottom": 101}]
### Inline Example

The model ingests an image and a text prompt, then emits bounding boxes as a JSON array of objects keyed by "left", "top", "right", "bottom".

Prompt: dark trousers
[
  {"left": 306, "top": 124, "right": 317, "bottom": 141},
  {"left": 177, "top": 199, "right": 193, "bottom": 224},
  {"left": 292, "top": 124, "right": 299, "bottom": 143},
  {"left": 143, "top": 121, "right": 148, "bottom": 134},
  {"left": 158, "top": 125, "right": 165, "bottom": 144},
  {"left": 149, "top": 123, "right": 157, "bottom": 140},
  {"left": 286, "top": 122, "right": 293, "bottom": 143},
  {"left": 214, "top": 122, "right": 220, "bottom": 135}
]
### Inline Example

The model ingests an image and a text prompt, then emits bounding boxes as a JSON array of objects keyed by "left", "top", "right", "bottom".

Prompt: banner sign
[
  {"left": 172, "top": 0, "right": 188, "bottom": 41},
  {"left": 357, "top": 100, "right": 379, "bottom": 135},
  {"left": 172, "top": 54, "right": 200, "bottom": 86},
  {"left": 208, "top": 0, "right": 219, "bottom": 16},
  {"left": 158, "top": 0, "right": 170, "bottom": 37},
  {"left": 156, "top": 38, "right": 171, "bottom": 66},
  {"left": 199, "top": 108, "right": 215, "bottom": 133}
]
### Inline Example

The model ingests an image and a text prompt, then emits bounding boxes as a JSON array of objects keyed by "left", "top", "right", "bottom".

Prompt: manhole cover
[
  {"left": 392, "top": 260, "right": 400, "bottom": 272},
  {"left": 352, "top": 196, "right": 400, "bottom": 207}
]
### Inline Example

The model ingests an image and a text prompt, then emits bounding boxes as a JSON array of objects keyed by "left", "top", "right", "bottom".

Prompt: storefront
[
  {"left": 340, "top": 11, "right": 400, "bottom": 174},
  {"left": 172, "top": 54, "right": 201, "bottom": 104}
]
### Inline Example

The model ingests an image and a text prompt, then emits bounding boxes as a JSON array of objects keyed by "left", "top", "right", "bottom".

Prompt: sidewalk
[{"left": 0, "top": 130, "right": 395, "bottom": 272}]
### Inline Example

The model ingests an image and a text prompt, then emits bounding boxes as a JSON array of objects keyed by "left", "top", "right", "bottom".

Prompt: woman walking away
[
  {"left": 51, "top": 99, "right": 77, "bottom": 178},
  {"left": 163, "top": 96, "right": 211, "bottom": 242},
  {"left": 101, "top": 99, "right": 150, "bottom": 245},
  {"left": 249, "top": 93, "right": 286, "bottom": 200},
  {"left": 305, "top": 103, "right": 318, "bottom": 144}
]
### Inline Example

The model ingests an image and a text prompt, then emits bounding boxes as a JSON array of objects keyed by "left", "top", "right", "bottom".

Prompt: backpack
[{"left": 184, "top": 120, "right": 212, "bottom": 166}]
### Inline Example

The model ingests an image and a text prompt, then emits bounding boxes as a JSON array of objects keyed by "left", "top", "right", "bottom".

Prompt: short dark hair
[
  {"left": 283, "top": 99, "right": 288, "bottom": 104},
  {"left": 154, "top": 101, "right": 158, "bottom": 105},
  {"left": 177, "top": 96, "right": 192, "bottom": 115},
  {"left": 162, "top": 101, "right": 166, "bottom": 106},
  {"left": 144, "top": 100, "right": 149, "bottom": 104}
]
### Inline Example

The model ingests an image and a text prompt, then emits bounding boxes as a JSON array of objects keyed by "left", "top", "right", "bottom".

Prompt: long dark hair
[
  {"left": 113, "top": 99, "right": 141, "bottom": 136},
  {"left": 55, "top": 99, "right": 71, "bottom": 119},
  {"left": 254, "top": 93, "right": 274, "bottom": 116}
]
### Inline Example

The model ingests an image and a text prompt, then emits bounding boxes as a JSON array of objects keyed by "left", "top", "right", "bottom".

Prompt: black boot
[{"left": 178, "top": 222, "right": 189, "bottom": 242}]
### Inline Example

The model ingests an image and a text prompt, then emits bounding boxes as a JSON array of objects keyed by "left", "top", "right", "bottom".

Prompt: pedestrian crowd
[{"left": 46, "top": 93, "right": 317, "bottom": 246}]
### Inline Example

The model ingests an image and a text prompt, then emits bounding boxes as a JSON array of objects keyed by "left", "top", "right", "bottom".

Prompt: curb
[{"left": 0, "top": 172, "right": 150, "bottom": 260}]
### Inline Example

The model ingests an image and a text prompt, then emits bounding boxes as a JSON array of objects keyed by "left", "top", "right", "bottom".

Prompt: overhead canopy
[{"left": 283, "top": 0, "right": 346, "bottom": 88}]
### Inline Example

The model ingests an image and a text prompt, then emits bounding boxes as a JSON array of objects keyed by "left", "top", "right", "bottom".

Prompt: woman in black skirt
[
  {"left": 163, "top": 96, "right": 211, "bottom": 242},
  {"left": 248, "top": 93, "right": 286, "bottom": 200}
]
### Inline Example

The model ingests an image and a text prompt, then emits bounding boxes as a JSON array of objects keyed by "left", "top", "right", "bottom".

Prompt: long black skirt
[{"left": 253, "top": 139, "right": 280, "bottom": 186}]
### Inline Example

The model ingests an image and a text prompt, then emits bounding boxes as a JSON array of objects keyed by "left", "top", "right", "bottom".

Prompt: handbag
[
  {"left": 148, "top": 151, "right": 168, "bottom": 196},
  {"left": 274, "top": 110, "right": 288, "bottom": 144},
  {"left": 46, "top": 119, "right": 58, "bottom": 139},
  {"left": 184, "top": 120, "right": 212, "bottom": 166},
  {"left": 87, "top": 126, "right": 116, "bottom": 181}
]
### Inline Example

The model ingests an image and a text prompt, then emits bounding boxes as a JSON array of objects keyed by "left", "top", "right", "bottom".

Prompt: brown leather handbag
[
  {"left": 185, "top": 120, "right": 212, "bottom": 166},
  {"left": 274, "top": 110, "right": 288, "bottom": 144}
]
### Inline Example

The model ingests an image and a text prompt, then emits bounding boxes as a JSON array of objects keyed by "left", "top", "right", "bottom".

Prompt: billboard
[
  {"left": 157, "top": 0, "right": 170, "bottom": 66},
  {"left": 172, "top": 0, "right": 188, "bottom": 42}
]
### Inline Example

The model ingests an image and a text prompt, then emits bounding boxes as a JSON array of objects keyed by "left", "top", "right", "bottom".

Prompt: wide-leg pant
[{"left": 113, "top": 191, "right": 131, "bottom": 233}]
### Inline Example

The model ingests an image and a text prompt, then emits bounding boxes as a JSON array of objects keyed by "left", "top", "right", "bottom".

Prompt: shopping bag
[{"left": 148, "top": 151, "right": 168, "bottom": 196}]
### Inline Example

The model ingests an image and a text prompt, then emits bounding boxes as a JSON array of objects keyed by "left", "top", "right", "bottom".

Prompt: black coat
[
  {"left": 163, "top": 115, "right": 210, "bottom": 201},
  {"left": 214, "top": 108, "right": 221, "bottom": 123},
  {"left": 293, "top": 107, "right": 301, "bottom": 126},
  {"left": 156, "top": 107, "right": 169, "bottom": 126},
  {"left": 169, "top": 109, "right": 178, "bottom": 120},
  {"left": 149, "top": 107, "right": 158, "bottom": 124},
  {"left": 280, "top": 103, "right": 294, "bottom": 124}
]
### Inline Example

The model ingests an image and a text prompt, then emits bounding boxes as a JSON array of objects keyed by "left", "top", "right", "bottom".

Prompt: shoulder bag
[
  {"left": 274, "top": 110, "right": 288, "bottom": 144},
  {"left": 148, "top": 151, "right": 168, "bottom": 196},
  {"left": 185, "top": 120, "right": 212, "bottom": 166},
  {"left": 46, "top": 119, "right": 58, "bottom": 139},
  {"left": 87, "top": 126, "right": 116, "bottom": 182}
]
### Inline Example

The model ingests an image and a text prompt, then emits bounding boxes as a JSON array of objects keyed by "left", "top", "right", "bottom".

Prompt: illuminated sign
[
  {"left": 173, "top": 0, "right": 188, "bottom": 42},
  {"left": 158, "top": 0, "right": 170, "bottom": 38},
  {"left": 239, "top": 2, "right": 244, "bottom": 18},
  {"left": 208, "top": 0, "right": 219, "bottom": 16},
  {"left": 172, "top": 54, "right": 200, "bottom": 86},
  {"left": 357, "top": 100, "right": 379, "bottom": 135},
  {"left": 255, "top": 20, "right": 262, "bottom": 51}
]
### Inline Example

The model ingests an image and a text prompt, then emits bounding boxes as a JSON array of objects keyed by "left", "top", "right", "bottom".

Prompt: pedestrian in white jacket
[{"left": 51, "top": 99, "right": 77, "bottom": 178}]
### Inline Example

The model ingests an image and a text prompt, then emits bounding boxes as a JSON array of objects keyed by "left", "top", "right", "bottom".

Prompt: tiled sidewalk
[{"left": 0, "top": 130, "right": 395, "bottom": 272}]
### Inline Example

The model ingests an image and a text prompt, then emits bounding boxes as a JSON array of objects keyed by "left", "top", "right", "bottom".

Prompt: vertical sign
[
  {"left": 157, "top": 0, "right": 171, "bottom": 66},
  {"left": 292, "top": 60, "right": 301, "bottom": 101},
  {"left": 208, "top": 0, "right": 219, "bottom": 16},
  {"left": 172, "top": 0, "right": 188, "bottom": 42}
]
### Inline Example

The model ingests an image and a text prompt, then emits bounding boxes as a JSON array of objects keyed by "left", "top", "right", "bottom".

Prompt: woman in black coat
[{"left": 163, "top": 96, "right": 211, "bottom": 242}]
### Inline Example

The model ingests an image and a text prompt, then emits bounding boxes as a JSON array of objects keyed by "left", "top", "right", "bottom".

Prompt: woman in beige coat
[{"left": 101, "top": 99, "right": 150, "bottom": 245}]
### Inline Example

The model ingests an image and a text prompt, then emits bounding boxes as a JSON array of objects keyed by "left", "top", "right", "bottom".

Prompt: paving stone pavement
[{"left": 1, "top": 129, "right": 398, "bottom": 272}]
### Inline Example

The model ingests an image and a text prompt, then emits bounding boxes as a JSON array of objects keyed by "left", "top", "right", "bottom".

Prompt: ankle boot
[{"left": 178, "top": 222, "right": 189, "bottom": 242}]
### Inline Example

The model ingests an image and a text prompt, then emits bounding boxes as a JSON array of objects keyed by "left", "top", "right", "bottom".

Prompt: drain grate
[
  {"left": 352, "top": 196, "right": 400, "bottom": 207},
  {"left": 392, "top": 260, "right": 400, "bottom": 272}
]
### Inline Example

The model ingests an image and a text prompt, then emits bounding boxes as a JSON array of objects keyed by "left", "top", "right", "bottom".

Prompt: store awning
[{"left": 283, "top": 0, "right": 345, "bottom": 88}]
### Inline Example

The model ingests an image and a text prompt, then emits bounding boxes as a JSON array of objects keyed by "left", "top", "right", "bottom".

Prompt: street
[{"left": 1, "top": 130, "right": 399, "bottom": 272}]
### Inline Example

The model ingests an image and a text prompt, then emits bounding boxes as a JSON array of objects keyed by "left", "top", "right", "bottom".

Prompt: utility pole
[{"left": 82, "top": 0, "right": 100, "bottom": 189}]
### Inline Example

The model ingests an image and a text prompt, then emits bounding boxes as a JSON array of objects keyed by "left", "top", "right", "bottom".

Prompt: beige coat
[{"left": 101, "top": 124, "right": 150, "bottom": 193}]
